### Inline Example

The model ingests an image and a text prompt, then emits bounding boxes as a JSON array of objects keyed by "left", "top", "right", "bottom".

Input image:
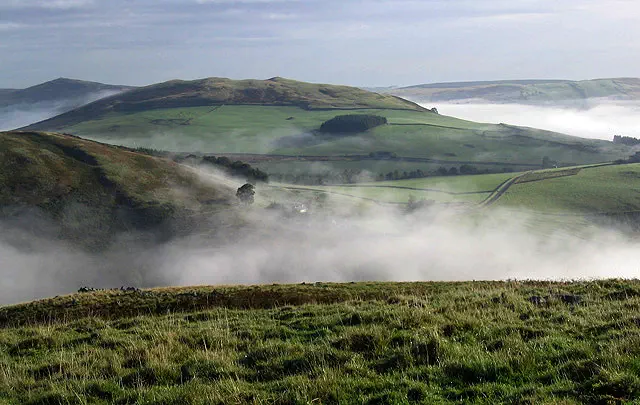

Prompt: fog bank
[
  {"left": 0, "top": 90, "right": 123, "bottom": 131},
  {"left": 1, "top": 200, "right": 638, "bottom": 305},
  {"left": 421, "top": 100, "right": 640, "bottom": 140}
]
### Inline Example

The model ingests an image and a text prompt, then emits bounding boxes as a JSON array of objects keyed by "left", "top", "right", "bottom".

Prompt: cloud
[
  {"left": 424, "top": 100, "right": 640, "bottom": 140},
  {"left": 2, "top": 0, "right": 640, "bottom": 88}
]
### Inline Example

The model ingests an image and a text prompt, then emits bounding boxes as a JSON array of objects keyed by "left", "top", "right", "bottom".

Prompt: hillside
[
  {"left": 273, "top": 163, "right": 640, "bottom": 212},
  {"left": 1, "top": 280, "right": 640, "bottom": 404},
  {"left": 382, "top": 77, "right": 640, "bottom": 104},
  {"left": 18, "top": 77, "right": 635, "bottom": 180},
  {"left": 23, "top": 77, "right": 426, "bottom": 131},
  {"left": 495, "top": 163, "right": 640, "bottom": 214},
  {"left": 0, "top": 131, "right": 237, "bottom": 250},
  {"left": 0, "top": 78, "right": 133, "bottom": 108}
]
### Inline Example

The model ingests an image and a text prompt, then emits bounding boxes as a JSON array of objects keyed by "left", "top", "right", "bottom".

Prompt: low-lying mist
[
  {"left": 420, "top": 100, "right": 640, "bottom": 140},
  {"left": 0, "top": 90, "right": 123, "bottom": 131},
  {"left": 1, "top": 189, "right": 638, "bottom": 306}
]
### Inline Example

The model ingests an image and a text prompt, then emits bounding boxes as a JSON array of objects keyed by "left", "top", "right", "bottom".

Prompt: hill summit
[{"left": 23, "top": 77, "right": 427, "bottom": 131}]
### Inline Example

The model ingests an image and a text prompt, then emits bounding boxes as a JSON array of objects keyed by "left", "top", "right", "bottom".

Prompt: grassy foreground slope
[
  {"left": 1, "top": 281, "right": 640, "bottom": 404},
  {"left": 0, "top": 131, "right": 237, "bottom": 248}
]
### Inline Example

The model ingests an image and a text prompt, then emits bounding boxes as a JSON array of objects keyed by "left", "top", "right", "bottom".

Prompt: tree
[
  {"left": 542, "top": 156, "right": 557, "bottom": 169},
  {"left": 236, "top": 183, "right": 255, "bottom": 205}
]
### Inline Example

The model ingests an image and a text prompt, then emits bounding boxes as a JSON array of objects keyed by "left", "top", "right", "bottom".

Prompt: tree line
[
  {"left": 613, "top": 135, "right": 640, "bottom": 146},
  {"left": 133, "top": 147, "right": 269, "bottom": 183},
  {"left": 270, "top": 165, "right": 515, "bottom": 185}
]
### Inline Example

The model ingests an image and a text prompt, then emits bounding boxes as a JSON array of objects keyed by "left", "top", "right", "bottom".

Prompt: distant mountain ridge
[
  {"left": 0, "top": 78, "right": 134, "bottom": 131},
  {"left": 374, "top": 78, "right": 640, "bottom": 104},
  {"left": 0, "top": 78, "right": 133, "bottom": 107}
]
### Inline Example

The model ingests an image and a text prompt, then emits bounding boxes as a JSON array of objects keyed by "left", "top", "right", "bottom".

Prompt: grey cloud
[{"left": 2, "top": 0, "right": 640, "bottom": 88}]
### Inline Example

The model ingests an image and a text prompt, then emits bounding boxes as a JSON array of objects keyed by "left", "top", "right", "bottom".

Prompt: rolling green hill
[
  {"left": 2, "top": 280, "right": 640, "bottom": 404},
  {"left": 23, "top": 77, "right": 426, "bottom": 131},
  {"left": 495, "top": 163, "right": 640, "bottom": 213},
  {"left": 0, "top": 131, "right": 238, "bottom": 249},
  {"left": 19, "top": 77, "right": 635, "bottom": 180},
  {"left": 383, "top": 77, "right": 640, "bottom": 104}
]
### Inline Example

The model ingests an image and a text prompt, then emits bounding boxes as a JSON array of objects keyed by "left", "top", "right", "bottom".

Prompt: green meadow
[{"left": 2, "top": 281, "right": 640, "bottom": 404}]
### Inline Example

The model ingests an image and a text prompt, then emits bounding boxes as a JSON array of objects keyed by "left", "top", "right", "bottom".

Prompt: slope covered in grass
[
  {"left": 29, "top": 105, "right": 632, "bottom": 168},
  {"left": 20, "top": 77, "right": 633, "bottom": 170},
  {"left": 273, "top": 163, "right": 640, "bottom": 212},
  {"left": 0, "top": 131, "right": 237, "bottom": 249},
  {"left": 274, "top": 172, "right": 515, "bottom": 204},
  {"left": 22, "top": 77, "right": 426, "bottom": 131},
  {"left": 1, "top": 280, "right": 640, "bottom": 404},
  {"left": 496, "top": 163, "right": 640, "bottom": 213}
]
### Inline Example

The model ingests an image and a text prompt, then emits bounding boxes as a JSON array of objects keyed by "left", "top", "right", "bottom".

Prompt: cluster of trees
[
  {"left": 613, "top": 135, "right": 640, "bottom": 146},
  {"left": 130, "top": 147, "right": 269, "bottom": 182},
  {"left": 200, "top": 156, "right": 269, "bottom": 182},
  {"left": 270, "top": 169, "right": 369, "bottom": 185},
  {"left": 319, "top": 114, "right": 388, "bottom": 134},
  {"left": 376, "top": 169, "right": 428, "bottom": 181},
  {"left": 272, "top": 164, "right": 517, "bottom": 185},
  {"left": 376, "top": 165, "right": 494, "bottom": 181},
  {"left": 615, "top": 151, "right": 640, "bottom": 165}
]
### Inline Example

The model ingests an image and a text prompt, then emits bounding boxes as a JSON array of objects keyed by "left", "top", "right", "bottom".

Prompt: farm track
[{"left": 479, "top": 172, "right": 531, "bottom": 207}]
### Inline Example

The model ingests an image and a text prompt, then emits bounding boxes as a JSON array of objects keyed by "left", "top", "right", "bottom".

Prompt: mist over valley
[{"left": 2, "top": 1, "right": 640, "bottom": 401}]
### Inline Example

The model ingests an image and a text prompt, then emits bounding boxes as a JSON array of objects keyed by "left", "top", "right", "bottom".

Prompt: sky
[{"left": 1, "top": 0, "right": 639, "bottom": 88}]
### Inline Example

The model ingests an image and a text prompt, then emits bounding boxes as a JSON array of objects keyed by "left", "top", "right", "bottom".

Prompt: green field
[
  {"left": 20, "top": 77, "right": 632, "bottom": 172},
  {"left": 2, "top": 281, "right": 640, "bottom": 404},
  {"left": 275, "top": 163, "right": 640, "bottom": 213},
  {"left": 59, "top": 106, "right": 631, "bottom": 169},
  {"left": 269, "top": 172, "right": 515, "bottom": 204},
  {"left": 496, "top": 163, "right": 640, "bottom": 213}
]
